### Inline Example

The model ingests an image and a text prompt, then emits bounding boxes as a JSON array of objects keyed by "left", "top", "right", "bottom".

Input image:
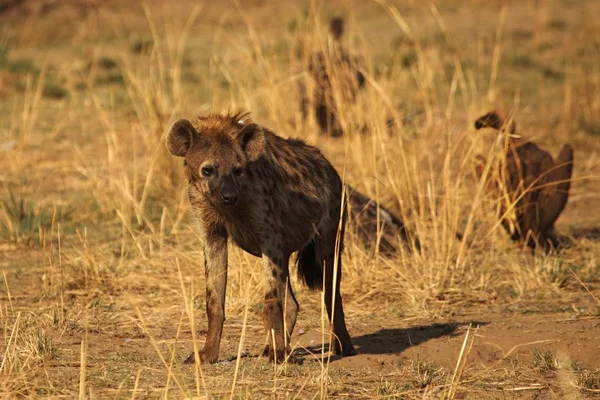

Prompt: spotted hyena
[
  {"left": 298, "top": 17, "right": 365, "bottom": 136},
  {"left": 167, "top": 111, "right": 356, "bottom": 363},
  {"left": 474, "top": 109, "right": 574, "bottom": 250}
]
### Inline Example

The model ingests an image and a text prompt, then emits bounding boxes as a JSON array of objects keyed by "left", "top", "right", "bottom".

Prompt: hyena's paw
[
  {"left": 261, "top": 344, "right": 297, "bottom": 363},
  {"left": 184, "top": 347, "right": 219, "bottom": 364},
  {"left": 334, "top": 342, "right": 357, "bottom": 357}
]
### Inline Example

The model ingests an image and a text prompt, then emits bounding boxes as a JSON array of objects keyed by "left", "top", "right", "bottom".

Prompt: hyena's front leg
[
  {"left": 185, "top": 231, "right": 228, "bottom": 364},
  {"left": 260, "top": 250, "right": 297, "bottom": 362}
]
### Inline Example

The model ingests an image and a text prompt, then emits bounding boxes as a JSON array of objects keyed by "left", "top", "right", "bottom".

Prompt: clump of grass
[
  {"left": 286, "top": 18, "right": 298, "bottom": 33},
  {"left": 97, "top": 56, "right": 118, "bottom": 70},
  {"left": 547, "top": 19, "right": 567, "bottom": 31},
  {"left": 27, "top": 329, "right": 59, "bottom": 362},
  {"left": 375, "top": 378, "right": 410, "bottom": 398},
  {"left": 541, "top": 66, "right": 565, "bottom": 81},
  {"left": 400, "top": 51, "right": 417, "bottom": 68},
  {"left": 0, "top": 31, "right": 39, "bottom": 75},
  {"left": 129, "top": 38, "right": 153, "bottom": 54},
  {"left": 6, "top": 58, "right": 39, "bottom": 74},
  {"left": 404, "top": 356, "right": 444, "bottom": 389},
  {"left": 506, "top": 356, "right": 522, "bottom": 380},
  {"left": 570, "top": 361, "right": 600, "bottom": 391},
  {"left": 579, "top": 118, "right": 600, "bottom": 137},
  {"left": 0, "top": 30, "right": 11, "bottom": 64},
  {"left": 575, "top": 369, "right": 600, "bottom": 391},
  {"left": 43, "top": 81, "right": 68, "bottom": 99},
  {"left": 509, "top": 54, "right": 533, "bottom": 68},
  {"left": 536, "top": 257, "right": 572, "bottom": 288},
  {"left": 94, "top": 72, "right": 125, "bottom": 86},
  {"left": 0, "top": 192, "right": 50, "bottom": 244},
  {"left": 532, "top": 348, "right": 558, "bottom": 372},
  {"left": 511, "top": 29, "right": 533, "bottom": 40}
]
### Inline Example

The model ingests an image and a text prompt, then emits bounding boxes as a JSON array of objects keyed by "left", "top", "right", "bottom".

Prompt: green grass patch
[
  {"left": 43, "top": 81, "right": 68, "bottom": 99},
  {"left": 0, "top": 192, "right": 72, "bottom": 245},
  {"left": 0, "top": 192, "right": 49, "bottom": 244},
  {"left": 547, "top": 19, "right": 568, "bottom": 31},
  {"left": 97, "top": 56, "right": 118, "bottom": 70},
  {"left": 541, "top": 66, "right": 565, "bottom": 81},
  {"left": 509, "top": 54, "right": 534, "bottom": 68},
  {"left": 511, "top": 29, "right": 533, "bottom": 40},
  {"left": 5, "top": 58, "right": 39, "bottom": 74},
  {"left": 531, "top": 348, "right": 558, "bottom": 372},
  {"left": 579, "top": 118, "right": 600, "bottom": 137},
  {"left": 400, "top": 51, "right": 418, "bottom": 68},
  {"left": 95, "top": 72, "right": 125, "bottom": 86},
  {"left": 129, "top": 38, "right": 153, "bottom": 54}
]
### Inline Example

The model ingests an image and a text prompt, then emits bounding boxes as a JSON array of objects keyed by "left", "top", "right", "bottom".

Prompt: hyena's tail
[
  {"left": 297, "top": 240, "right": 323, "bottom": 290},
  {"left": 474, "top": 109, "right": 517, "bottom": 134}
]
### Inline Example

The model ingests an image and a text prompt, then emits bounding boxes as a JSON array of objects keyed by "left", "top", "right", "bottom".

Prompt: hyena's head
[
  {"left": 474, "top": 109, "right": 517, "bottom": 134},
  {"left": 167, "top": 111, "right": 265, "bottom": 209}
]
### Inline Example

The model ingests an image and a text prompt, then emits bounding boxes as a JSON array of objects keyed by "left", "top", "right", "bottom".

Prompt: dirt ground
[{"left": 3, "top": 244, "right": 599, "bottom": 398}]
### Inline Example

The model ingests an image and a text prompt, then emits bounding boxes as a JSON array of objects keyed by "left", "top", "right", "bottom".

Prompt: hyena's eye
[
  {"left": 233, "top": 167, "right": 243, "bottom": 177},
  {"left": 201, "top": 166, "right": 215, "bottom": 177}
]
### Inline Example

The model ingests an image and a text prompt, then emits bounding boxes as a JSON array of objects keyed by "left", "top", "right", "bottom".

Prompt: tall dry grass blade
[
  {"left": 176, "top": 258, "right": 207, "bottom": 397},
  {"left": 17, "top": 63, "right": 47, "bottom": 146},
  {"left": 172, "top": 5, "right": 202, "bottom": 103},
  {"left": 78, "top": 312, "right": 89, "bottom": 400},
  {"left": 130, "top": 368, "right": 143, "bottom": 400},
  {"left": 319, "top": 260, "right": 327, "bottom": 399},
  {"left": 133, "top": 303, "right": 188, "bottom": 396},
  {"left": 58, "top": 223, "right": 65, "bottom": 326},
  {"left": 0, "top": 311, "right": 20, "bottom": 374},
  {"left": 487, "top": 6, "right": 506, "bottom": 103},
  {"left": 373, "top": 0, "right": 414, "bottom": 42},
  {"left": 271, "top": 328, "right": 277, "bottom": 390},
  {"left": 2, "top": 271, "right": 13, "bottom": 313},
  {"left": 446, "top": 324, "right": 475, "bottom": 399},
  {"left": 230, "top": 279, "right": 252, "bottom": 397},
  {"left": 569, "top": 267, "right": 600, "bottom": 304},
  {"left": 164, "top": 310, "right": 186, "bottom": 398}
]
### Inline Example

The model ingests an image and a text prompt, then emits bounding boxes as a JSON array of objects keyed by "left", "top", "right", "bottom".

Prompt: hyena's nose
[{"left": 220, "top": 191, "right": 239, "bottom": 206}]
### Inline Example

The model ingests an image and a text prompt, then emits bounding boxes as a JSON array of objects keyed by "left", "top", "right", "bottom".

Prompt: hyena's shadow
[
  {"left": 298, "top": 321, "right": 488, "bottom": 360},
  {"left": 569, "top": 227, "right": 600, "bottom": 241}
]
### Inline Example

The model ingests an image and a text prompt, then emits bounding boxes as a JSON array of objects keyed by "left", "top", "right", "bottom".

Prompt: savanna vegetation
[{"left": 0, "top": 0, "right": 599, "bottom": 398}]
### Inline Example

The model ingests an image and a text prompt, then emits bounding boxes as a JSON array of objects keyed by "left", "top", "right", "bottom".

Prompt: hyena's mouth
[{"left": 219, "top": 201, "right": 238, "bottom": 210}]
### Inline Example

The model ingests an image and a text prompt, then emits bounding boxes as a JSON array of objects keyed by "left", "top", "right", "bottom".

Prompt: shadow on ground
[
  {"left": 570, "top": 227, "right": 600, "bottom": 240},
  {"left": 297, "top": 321, "right": 488, "bottom": 361}
]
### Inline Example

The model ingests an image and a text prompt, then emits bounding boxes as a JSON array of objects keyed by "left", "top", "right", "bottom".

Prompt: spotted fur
[
  {"left": 474, "top": 110, "right": 574, "bottom": 250},
  {"left": 167, "top": 111, "right": 355, "bottom": 363},
  {"left": 298, "top": 17, "right": 365, "bottom": 136}
]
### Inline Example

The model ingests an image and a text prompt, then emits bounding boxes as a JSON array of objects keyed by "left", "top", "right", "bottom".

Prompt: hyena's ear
[
  {"left": 167, "top": 119, "right": 197, "bottom": 157},
  {"left": 237, "top": 123, "right": 265, "bottom": 162}
]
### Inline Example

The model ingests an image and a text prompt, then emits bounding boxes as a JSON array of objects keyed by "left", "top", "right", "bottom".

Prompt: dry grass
[{"left": 1, "top": 0, "right": 599, "bottom": 398}]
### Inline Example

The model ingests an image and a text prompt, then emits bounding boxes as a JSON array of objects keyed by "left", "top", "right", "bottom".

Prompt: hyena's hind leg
[
  {"left": 538, "top": 144, "right": 574, "bottom": 248},
  {"left": 283, "top": 279, "right": 299, "bottom": 346},
  {"left": 319, "top": 221, "right": 355, "bottom": 356},
  {"left": 323, "top": 251, "right": 355, "bottom": 356},
  {"left": 296, "top": 214, "right": 355, "bottom": 357}
]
